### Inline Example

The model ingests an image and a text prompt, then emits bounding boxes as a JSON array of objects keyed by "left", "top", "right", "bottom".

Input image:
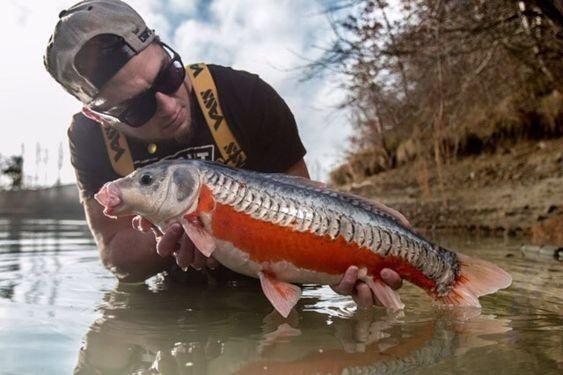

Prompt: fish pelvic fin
[
  {"left": 258, "top": 271, "right": 301, "bottom": 318},
  {"left": 437, "top": 253, "right": 512, "bottom": 307},
  {"left": 362, "top": 276, "right": 405, "bottom": 311},
  {"left": 181, "top": 216, "right": 216, "bottom": 257}
]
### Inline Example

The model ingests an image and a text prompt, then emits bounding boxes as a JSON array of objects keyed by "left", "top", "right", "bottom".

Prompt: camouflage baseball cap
[{"left": 44, "top": 0, "right": 155, "bottom": 103}]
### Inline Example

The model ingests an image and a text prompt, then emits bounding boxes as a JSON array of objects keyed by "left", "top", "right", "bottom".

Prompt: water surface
[{"left": 0, "top": 218, "right": 561, "bottom": 374}]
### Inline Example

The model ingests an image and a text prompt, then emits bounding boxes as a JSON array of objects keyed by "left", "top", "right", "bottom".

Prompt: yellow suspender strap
[
  {"left": 187, "top": 63, "right": 247, "bottom": 167},
  {"left": 100, "top": 125, "right": 135, "bottom": 176}
]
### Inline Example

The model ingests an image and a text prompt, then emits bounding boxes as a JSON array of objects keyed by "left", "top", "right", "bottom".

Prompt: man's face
[{"left": 90, "top": 43, "right": 192, "bottom": 142}]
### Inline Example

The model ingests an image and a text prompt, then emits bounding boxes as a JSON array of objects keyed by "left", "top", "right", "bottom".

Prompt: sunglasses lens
[
  {"left": 156, "top": 60, "right": 185, "bottom": 94},
  {"left": 97, "top": 45, "right": 185, "bottom": 128},
  {"left": 121, "top": 93, "right": 157, "bottom": 127}
]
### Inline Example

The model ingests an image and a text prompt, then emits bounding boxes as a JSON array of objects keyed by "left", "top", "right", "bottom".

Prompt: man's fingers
[
  {"left": 353, "top": 283, "right": 374, "bottom": 309},
  {"left": 331, "top": 266, "right": 359, "bottom": 295},
  {"left": 206, "top": 257, "right": 219, "bottom": 270},
  {"left": 156, "top": 223, "right": 183, "bottom": 257},
  {"left": 175, "top": 235, "right": 195, "bottom": 269},
  {"left": 380, "top": 268, "right": 403, "bottom": 290},
  {"left": 191, "top": 251, "right": 207, "bottom": 270}
]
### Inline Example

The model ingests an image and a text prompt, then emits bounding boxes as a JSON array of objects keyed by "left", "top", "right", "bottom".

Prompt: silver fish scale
[
  {"left": 231, "top": 184, "right": 247, "bottom": 206},
  {"left": 339, "top": 217, "right": 355, "bottom": 243},
  {"left": 237, "top": 188, "right": 254, "bottom": 212},
  {"left": 223, "top": 181, "right": 241, "bottom": 205},
  {"left": 327, "top": 214, "right": 340, "bottom": 239},
  {"left": 380, "top": 230, "right": 392, "bottom": 255},
  {"left": 353, "top": 223, "right": 366, "bottom": 247},
  {"left": 371, "top": 227, "right": 382, "bottom": 253},
  {"left": 245, "top": 192, "right": 263, "bottom": 216},
  {"left": 297, "top": 206, "right": 315, "bottom": 232},
  {"left": 265, "top": 197, "right": 280, "bottom": 222},
  {"left": 363, "top": 224, "right": 373, "bottom": 248},
  {"left": 390, "top": 231, "right": 402, "bottom": 256},
  {"left": 255, "top": 193, "right": 272, "bottom": 219},
  {"left": 317, "top": 209, "right": 331, "bottom": 235},
  {"left": 310, "top": 210, "right": 322, "bottom": 234},
  {"left": 200, "top": 165, "right": 459, "bottom": 290}
]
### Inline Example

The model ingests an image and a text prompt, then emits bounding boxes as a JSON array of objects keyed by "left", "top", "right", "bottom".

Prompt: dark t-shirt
[{"left": 68, "top": 64, "right": 306, "bottom": 202}]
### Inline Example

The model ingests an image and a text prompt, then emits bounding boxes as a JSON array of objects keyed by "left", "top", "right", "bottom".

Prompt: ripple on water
[{"left": 0, "top": 220, "right": 561, "bottom": 374}]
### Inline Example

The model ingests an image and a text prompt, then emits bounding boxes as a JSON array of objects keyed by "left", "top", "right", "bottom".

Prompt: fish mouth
[{"left": 94, "top": 182, "right": 123, "bottom": 218}]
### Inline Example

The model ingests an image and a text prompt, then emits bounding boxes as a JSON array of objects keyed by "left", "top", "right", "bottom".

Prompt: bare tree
[{"left": 309, "top": 0, "right": 562, "bottom": 186}]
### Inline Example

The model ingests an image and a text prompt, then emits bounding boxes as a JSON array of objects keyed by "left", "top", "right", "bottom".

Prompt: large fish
[{"left": 95, "top": 160, "right": 511, "bottom": 317}]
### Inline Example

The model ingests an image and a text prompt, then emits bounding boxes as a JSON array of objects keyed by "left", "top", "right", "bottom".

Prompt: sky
[{"left": 0, "top": 0, "right": 353, "bottom": 187}]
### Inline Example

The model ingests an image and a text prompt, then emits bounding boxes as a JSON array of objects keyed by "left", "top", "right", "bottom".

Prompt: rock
[
  {"left": 531, "top": 213, "right": 563, "bottom": 246},
  {"left": 520, "top": 244, "right": 563, "bottom": 260}
]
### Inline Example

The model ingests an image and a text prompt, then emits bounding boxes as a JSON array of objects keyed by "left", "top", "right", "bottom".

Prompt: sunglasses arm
[{"left": 82, "top": 106, "right": 119, "bottom": 128}]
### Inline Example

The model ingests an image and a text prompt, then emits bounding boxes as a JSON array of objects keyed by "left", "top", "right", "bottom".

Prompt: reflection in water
[
  {"left": 74, "top": 282, "right": 512, "bottom": 375},
  {"left": 0, "top": 218, "right": 561, "bottom": 374}
]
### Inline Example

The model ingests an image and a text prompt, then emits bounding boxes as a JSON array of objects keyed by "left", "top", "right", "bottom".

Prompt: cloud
[
  {"left": 170, "top": 0, "right": 352, "bottom": 180},
  {"left": 1, "top": 0, "right": 351, "bottom": 186}
]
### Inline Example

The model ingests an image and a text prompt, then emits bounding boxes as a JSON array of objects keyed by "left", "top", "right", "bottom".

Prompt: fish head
[{"left": 94, "top": 160, "right": 201, "bottom": 225}]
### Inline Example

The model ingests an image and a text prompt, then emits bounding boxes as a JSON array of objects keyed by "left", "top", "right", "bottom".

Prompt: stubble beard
[{"left": 173, "top": 84, "right": 196, "bottom": 144}]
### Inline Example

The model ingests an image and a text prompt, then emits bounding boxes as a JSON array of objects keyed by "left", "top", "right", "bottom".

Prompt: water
[{"left": 0, "top": 218, "right": 561, "bottom": 374}]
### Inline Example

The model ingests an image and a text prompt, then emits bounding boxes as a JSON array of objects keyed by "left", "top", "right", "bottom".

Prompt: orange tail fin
[{"left": 438, "top": 253, "right": 512, "bottom": 307}]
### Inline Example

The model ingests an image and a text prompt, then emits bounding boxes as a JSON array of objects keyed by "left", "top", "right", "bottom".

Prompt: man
[{"left": 44, "top": 0, "right": 402, "bottom": 308}]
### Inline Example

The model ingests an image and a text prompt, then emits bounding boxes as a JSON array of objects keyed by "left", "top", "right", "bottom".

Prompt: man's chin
[{"left": 173, "top": 120, "right": 193, "bottom": 143}]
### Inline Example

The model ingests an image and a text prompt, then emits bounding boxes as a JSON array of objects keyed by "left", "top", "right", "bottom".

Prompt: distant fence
[{"left": 0, "top": 184, "right": 83, "bottom": 218}]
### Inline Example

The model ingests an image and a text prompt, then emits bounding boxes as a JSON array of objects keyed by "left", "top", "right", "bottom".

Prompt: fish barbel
[{"left": 95, "top": 160, "right": 512, "bottom": 317}]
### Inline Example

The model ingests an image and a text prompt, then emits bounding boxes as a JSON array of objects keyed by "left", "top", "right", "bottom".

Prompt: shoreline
[
  {"left": 340, "top": 138, "right": 563, "bottom": 247},
  {"left": 0, "top": 184, "right": 83, "bottom": 218}
]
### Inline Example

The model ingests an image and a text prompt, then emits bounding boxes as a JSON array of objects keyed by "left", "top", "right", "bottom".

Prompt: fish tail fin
[{"left": 437, "top": 253, "right": 512, "bottom": 307}]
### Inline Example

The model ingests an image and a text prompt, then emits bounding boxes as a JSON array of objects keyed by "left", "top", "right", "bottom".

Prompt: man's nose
[{"left": 155, "top": 92, "right": 176, "bottom": 115}]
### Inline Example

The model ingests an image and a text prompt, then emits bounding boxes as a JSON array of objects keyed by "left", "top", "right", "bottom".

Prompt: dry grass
[{"left": 331, "top": 90, "right": 563, "bottom": 187}]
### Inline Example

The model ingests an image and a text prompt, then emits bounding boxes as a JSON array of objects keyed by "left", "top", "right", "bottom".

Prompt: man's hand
[
  {"left": 132, "top": 217, "right": 219, "bottom": 271},
  {"left": 328, "top": 196, "right": 409, "bottom": 308},
  {"left": 331, "top": 266, "right": 403, "bottom": 308}
]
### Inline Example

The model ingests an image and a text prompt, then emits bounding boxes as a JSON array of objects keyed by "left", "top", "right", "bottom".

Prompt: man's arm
[
  {"left": 84, "top": 198, "right": 174, "bottom": 282},
  {"left": 285, "top": 158, "right": 310, "bottom": 178}
]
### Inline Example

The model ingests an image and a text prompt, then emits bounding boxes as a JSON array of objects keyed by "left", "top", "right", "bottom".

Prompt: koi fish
[{"left": 94, "top": 160, "right": 511, "bottom": 317}]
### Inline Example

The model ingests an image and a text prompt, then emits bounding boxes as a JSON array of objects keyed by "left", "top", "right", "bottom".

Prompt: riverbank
[
  {"left": 0, "top": 184, "right": 83, "bottom": 218},
  {"left": 339, "top": 138, "right": 563, "bottom": 246}
]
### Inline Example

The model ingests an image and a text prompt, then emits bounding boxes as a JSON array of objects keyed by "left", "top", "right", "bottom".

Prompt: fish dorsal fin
[
  {"left": 181, "top": 215, "right": 216, "bottom": 257},
  {"left": 338, "top": 191, "right": 412, "bottom": 228},
  {"left": 264, "top": 174, "right": 411, "bottom": 228},
  {"left": 258, "top": 172, "right": 324, "bottom": 188},
  {"left": 258, "top": 271, "right": 301, "bottom": 318}
]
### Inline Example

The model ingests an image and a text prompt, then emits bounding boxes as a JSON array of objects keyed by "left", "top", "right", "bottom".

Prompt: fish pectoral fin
[
  {"left": 181, "top": 217, "right": 215, "bottom": 257},
  {"left": 364, "top": 277, "right": 405, "bottom": 311},
  {"left": 258, "top": 271, "right": 301, "bottom": 318}
]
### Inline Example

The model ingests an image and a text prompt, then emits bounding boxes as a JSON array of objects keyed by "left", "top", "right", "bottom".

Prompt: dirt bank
[{"left": 340, "top": 138, "right": 563, "bottom": 246}]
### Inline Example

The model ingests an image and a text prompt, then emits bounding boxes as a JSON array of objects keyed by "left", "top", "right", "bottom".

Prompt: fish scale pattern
[{"left": 201, "top": 166, "right": 459, "bottom": 295}]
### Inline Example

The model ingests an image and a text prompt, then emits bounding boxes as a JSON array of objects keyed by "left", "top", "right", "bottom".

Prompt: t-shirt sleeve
[
  {"left": 242, "top": 77, "right": 307, "bottom": 173},
  {"left": 68, "top": 114, "right": 119, "bottom": 203}
]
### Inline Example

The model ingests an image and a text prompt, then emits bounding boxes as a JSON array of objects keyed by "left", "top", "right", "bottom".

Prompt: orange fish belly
[{"left": 203, "top": 199, "right": 434, "bottom": 289}]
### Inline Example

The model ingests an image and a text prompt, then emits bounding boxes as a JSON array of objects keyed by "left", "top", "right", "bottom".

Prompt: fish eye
[{"left": 140, "top": 173, "right": 153, "bottom": 186}]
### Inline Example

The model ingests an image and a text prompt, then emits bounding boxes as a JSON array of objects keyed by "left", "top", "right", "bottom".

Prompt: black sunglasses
[{"left": 89, "top": 43, "right": 186, "bottom": 128}]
